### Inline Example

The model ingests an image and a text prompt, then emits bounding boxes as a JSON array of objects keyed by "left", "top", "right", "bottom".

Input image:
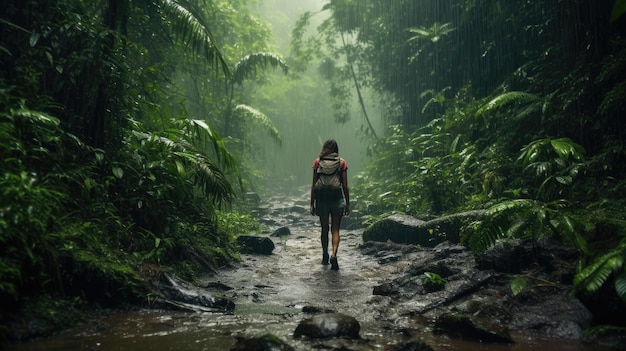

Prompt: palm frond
[
  {"left": 549, "top": 137, "right": 585, "bottom": 161},
  {"left": 462, "top": 219, "right": 506, "bottom": 253},
  {"left": 132, "top": 119, "right": 238, "bottom": 203},
  {"left": 12, "top": 106, "right": 60, "bottom": 127},
  {"left": 553, "top": 213, "right": 588, "bottom": 253},
  {"left": 174, "top": 150, "right": 232, "bottom": 203},
  {"left": 574, "top": 241, "right": 626, "bottom": 294},
  {"left": 157, "top": 0, "right": 229, "bottom": 75},
  {"left": 485, "top": 198, "right": 535, "bottom": 217},
  {"left": 615, "top": 271, "right": 626, "bottom": 302},
  {"left": 475, "top": 91, "right": 540, "bottom": 118},
  {"left": 231, "top": 52, "right": 288, "bottom": 86},
  {"left": 234, "top": 104, "right": 282, "bottom": 146},
  {"left": 407, "top": 22, "right": 455, "bottom": 43}
]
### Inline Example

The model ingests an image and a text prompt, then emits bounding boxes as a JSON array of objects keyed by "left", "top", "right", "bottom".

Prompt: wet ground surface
[{"left": 5, "top": 222, "right": 618, "bottom": 350}]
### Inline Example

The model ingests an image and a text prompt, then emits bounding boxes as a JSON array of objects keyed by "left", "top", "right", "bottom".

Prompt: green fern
[
  {"left": 158, "top": 0, "right": 228, "bottom": 74},
  {"left": 549, "top": 138, "right": 586, "bottom": 162},
  {"left": 519, "top": 137, "right": 586, "bottom": 201},
  {"left": 574, "top": 240, "right": 626, "bottom": 300},
  {"left": 463, "top": 198, "right": 588, "bottom": 254},
  {"left": 231, "top": 52, "right": 288, "bottom": 86},
  {"left": 408, "top": 22, "right": 455, "bottom": 43},
  {"left": 475, "top": 91, "right": 540, "bottom": 118},
  {"left": 421, "top": 87, "right": 451, "bottom": 113},
  {"left": 234, "top": 104, "right": 282, "bottom": 146}
]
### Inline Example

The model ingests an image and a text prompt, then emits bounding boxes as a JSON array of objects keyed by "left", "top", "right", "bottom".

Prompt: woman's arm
[
  {"left": 342, "top": 169, "right": 350, "bottom": 215},
  {"left": 310, "top": 170, "right": 318, "bottom": 215}
]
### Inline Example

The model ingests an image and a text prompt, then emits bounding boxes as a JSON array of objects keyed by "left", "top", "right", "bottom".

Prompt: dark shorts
[{"left": 316, "top": 197, "right": 345, "bottom": 217}]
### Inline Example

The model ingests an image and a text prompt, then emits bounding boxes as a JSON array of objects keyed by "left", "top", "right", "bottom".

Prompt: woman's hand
[
  {"left": 310, "top": 204, "right": 315, "bottom": 216},
  {"left": 344, "top": 204, "right": 350, "bottom": 216}
]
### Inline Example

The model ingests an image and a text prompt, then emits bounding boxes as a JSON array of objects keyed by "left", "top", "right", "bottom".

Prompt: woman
[{"left": 310, "top": 139, "right": 350, "bottom": 271}]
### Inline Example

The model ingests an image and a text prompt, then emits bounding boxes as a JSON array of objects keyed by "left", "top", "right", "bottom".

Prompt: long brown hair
[{"left": 319, "top": 139, "right": 339, "bottom": 158}]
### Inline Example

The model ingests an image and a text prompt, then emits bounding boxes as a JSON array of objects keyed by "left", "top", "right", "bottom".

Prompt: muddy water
[{"left": 6, "top": 226, "right": 615, "bottom": 351}]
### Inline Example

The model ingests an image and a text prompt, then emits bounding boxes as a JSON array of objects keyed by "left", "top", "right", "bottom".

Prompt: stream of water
[{"left": 5, "top": 226, "right": 617, "bottom": 351}]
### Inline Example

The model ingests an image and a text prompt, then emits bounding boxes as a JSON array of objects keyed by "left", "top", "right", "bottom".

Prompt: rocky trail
[{"left": 6, "top": 194, "right": 622, "bottom": 351}]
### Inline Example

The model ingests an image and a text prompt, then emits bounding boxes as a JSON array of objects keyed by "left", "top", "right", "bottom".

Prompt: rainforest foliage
[
  {"left": 0, "top": 0, "right": 281, "bottom": 331},
  {"left": 291, "top": 0, "right": 626, "bottom": 308},
  {"left": 2, "top": 0, "right": 626, "bottom": 338}
]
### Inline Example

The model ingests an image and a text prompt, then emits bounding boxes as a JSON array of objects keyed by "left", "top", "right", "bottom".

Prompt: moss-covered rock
[{"left": 362, "top": 211, "right": 485, "bottom": 246}]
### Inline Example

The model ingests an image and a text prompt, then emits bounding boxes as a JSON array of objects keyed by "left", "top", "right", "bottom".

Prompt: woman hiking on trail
[{"left": 310, "top": 139, "right": 350, "bottom": 271}]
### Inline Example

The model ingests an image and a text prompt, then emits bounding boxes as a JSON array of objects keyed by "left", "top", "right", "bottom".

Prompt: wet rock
[
  {"left": 476, "top": 237, "right": 581, "bottom": 276},
  {"left": 362, "top": 211, "right": 484, "bottom": 246},
  {"left": 236, "top": 235, "right": 275, "bottom": 255},
  {"left": 451, "top": 297, "right": 512, "bottom": 325},
  {"left": 386, "top": 340, "right": 435, "bottom": 351},
  {"left": 256, "top": 216, "right": 280, "bottom": 227},
  {"left": 362, "top": 214, "right": 429, "bottom": 245},
  {"left": 509, "top": 288, "right": 592, "bottom": 339},
  {"left": 205, "top": 282, "right": 234, "bottom": 291},
  {"left": 302, "top": 305, "right": 336, "bottom": 314},
  {"left": 433, "top": 241, "right": 467, "bottom": 258},
  {"left": 399, "top": 270, "right": 494, "bottom": 315},
  {"left": 157, "top": 273, "right": 235, "bottom": 313},
  {"left": 434, "top": 312, "right": 515, "bottom": 344},
  {"left": 373, "top": 282, "right": 398, "bottom": 296},
  {"left": 475, "top": 239, "right": 535, "bottom": 273},
  {"left": 230, "top": 333, "right": 294, "bottom": 351},
  {"left": 377, "top": 253, "right": 402, "bottom": 264},
  {"left": 293, "top": 313, "right": 360, "bottom": 339},
  {"left": 360, "top": 240, "right": 419, "bottom": 256},
  {"left": 287, "top": 205, "right": 309, "bottom": 215},
  {"left": 270, "top": 226, "right": 291, "bottom": 237}
]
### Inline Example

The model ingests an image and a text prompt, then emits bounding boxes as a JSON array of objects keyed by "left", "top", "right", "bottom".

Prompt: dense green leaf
[
  {"left": 475, "top": 92, "right": 540, "bottom": 118},
  {"left": 510, "top": 275, "right": 529, "bottom": 296}
]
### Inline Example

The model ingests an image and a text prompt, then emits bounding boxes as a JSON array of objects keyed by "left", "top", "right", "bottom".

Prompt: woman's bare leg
[
  {"left": 330, "top": 214, "right": 342, "bottom": 257},
  {"left": 320, "top": 215, "right": 330, "bottom": 255}
]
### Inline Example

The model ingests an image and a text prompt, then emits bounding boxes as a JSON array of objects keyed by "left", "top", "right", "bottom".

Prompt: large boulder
[
  {"left": 362, "top": 211, "right": 485, "bottom": 246},
  {"left": 362, "top": 214, "right": 429, "bottom": 245},
  {"left": 236, "top": 235, "right": 275, "bottom": 255},
  {"left": 509, "top": 289, "right": 593, "bottom": 339},
  {"left": 293, "top": 313, "right": 360, "bottom": 339}
]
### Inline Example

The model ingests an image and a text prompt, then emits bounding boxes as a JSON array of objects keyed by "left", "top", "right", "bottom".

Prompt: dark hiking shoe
[
  {"left": 321, "top": 252, "right": 329, "bottom": 265},
  {"left": 330, "top": 256, "right": 339, "bottom": 271}
]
